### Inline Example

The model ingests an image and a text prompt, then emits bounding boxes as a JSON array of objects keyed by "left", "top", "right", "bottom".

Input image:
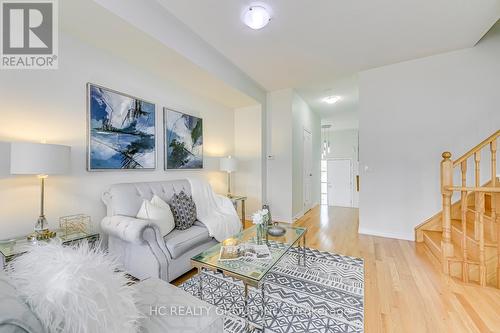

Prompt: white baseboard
[
  {"left": 244, "top": 214, "right": 294, "bottom": 223},
  {"left": 358, "top": 227, "right": 414, "bottom": 241},
  {"left": 293, "top": 210, "right": 304, "bottom": 221},
  {"left": 273, "top": 215, "right": 293, "bottom": 224}
]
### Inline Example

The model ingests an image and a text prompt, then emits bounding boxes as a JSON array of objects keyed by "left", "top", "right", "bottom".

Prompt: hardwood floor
[{"left": 174, "top": 205, "right": 500, "bottom": 333}]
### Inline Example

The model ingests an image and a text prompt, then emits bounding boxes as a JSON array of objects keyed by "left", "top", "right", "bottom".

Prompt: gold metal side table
[{"left": 227, "top": 194, "right": 247, "bottom": 224}]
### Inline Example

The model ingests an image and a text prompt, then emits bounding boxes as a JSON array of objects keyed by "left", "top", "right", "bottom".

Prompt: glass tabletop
[
  {"left": 0, "top": 231, "right": 100, "bottom": 258},
  {"left": 191, "top": 224, "right": 306, "bottom": 286}
]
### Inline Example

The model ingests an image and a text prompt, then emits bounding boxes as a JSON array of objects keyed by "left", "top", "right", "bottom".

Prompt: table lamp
[
  {"left": 220, "top": 156, "right": 237, "bottom": 196},
  {"left": 10, "top": 142, "right": 71, "bottom": 239}
]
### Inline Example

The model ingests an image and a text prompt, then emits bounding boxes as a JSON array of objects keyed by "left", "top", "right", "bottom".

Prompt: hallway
[{"left": 296, "top": 206, "right": 500, "bottom": 332}]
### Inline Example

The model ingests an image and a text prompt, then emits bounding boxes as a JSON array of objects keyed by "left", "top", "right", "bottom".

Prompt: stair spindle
[
  {"left": 491, "top": 140, "right": 497, "bottom": 242},
  {"left": 474, "top": 152, "right": 481, "bottom": 240},
  {"left": 476, "top": 191, "right": 486, "bottom": 286},
  {"left": 497, "top": 191, "right": 500, "bottom": 288},
  {"left": 441, "top": 152, "right": 454, "bottom": 273},
  {"left": 460, "top": 161, "right": 468, "bottom": 282},
  {"left": 494, "top": 139, "right": 500, "bottom": 288}
]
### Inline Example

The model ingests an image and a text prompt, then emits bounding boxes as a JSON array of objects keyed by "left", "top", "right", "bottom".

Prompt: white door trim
[{"left": 303, "top": 128, "right": 313, "bottom": 213}]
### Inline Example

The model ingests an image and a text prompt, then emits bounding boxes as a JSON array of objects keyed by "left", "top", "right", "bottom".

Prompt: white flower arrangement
[{"left": 252, "top": 208, "right": 269, "bottom": 225}]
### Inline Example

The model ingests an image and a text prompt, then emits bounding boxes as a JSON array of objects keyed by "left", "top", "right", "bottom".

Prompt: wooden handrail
[
  {"left": 444, "top": 186, "right": 500, "bottom": 193},
  {"left": 453, "top": 130, "right": 500, "bottom": 166}
]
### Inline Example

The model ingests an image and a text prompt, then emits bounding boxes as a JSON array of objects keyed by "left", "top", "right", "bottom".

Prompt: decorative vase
[
  {"left": 256, "top": 224, "right": 266, "bottom": 244},
  {"left": 267, "top": 222, "right": 286, "bottom": 237}
]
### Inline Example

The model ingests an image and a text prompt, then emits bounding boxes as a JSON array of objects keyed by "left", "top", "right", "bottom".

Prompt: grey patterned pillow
[{"left": 170, "top": 190, "right": 197, "bottom": 230}]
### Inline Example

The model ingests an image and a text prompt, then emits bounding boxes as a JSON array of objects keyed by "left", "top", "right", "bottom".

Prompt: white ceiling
[
  {"left": 156, "top": 0, "right": 499, "bottom": 114},
  {"left": 298, "top": 74, "right": 359, "bottom": 119},
  {"left": 61, "top": 0, "right": 259, "bottom": 109}
]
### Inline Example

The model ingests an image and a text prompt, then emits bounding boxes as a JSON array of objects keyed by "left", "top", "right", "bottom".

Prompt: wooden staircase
[{"left": 416, "top": 130, "right": 500, "bottom": 288}]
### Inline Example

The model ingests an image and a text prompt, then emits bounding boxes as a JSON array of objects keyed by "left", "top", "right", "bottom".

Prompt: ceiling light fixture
[
  {"left": 322, "top": 96, "right": 341, "bottom": 104},
  {"left": 321, "top": 124, "right": 332, "bottom": 159},
  {"left": 243, "top": 5, "right": 271, "bottom": 30}
]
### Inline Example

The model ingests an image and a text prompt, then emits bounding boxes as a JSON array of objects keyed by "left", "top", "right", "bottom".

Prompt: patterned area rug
[{"left": 180, "top": 245, "right": 364, "bottom": 333}]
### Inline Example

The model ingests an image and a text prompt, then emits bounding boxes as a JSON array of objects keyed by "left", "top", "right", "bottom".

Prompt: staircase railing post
[{"left": 441, "top": 152, "right": 454, "bottom": 274}]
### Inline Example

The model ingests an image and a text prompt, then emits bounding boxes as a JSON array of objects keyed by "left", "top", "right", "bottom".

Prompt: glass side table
[{"left": 0, "top": 231, "right": 100, "bottom": 268}]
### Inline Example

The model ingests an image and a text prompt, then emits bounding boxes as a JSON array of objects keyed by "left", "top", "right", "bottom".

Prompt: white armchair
[{"left": 101, "top": 180, "right": 218, "bottom": 282}]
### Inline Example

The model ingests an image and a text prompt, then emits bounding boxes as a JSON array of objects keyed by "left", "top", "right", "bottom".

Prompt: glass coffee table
[{"left": 191, "top": 223, "right": 307, "bottom": 330}]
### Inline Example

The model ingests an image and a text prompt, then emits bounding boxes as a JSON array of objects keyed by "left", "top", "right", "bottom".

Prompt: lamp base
[
  {"left": 35, "top": 215, "right": 48, "bottom": 232},
  {"left": 27, "top": 229, "right": 57, "bottom": 242}
]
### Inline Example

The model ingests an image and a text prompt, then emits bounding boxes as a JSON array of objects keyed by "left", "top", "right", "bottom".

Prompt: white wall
[
  {"left": 359, "top": 23, "right": 500, "bottom": 241},
  {"left": 323, "top": 129, "right": 359, "bottom": 207},
  {"left": 0, "top": 143, "right": 10, "bottom": 179},
  {"left": 292, "top": 94, "right": 321, "bottom": 218},
  {"left": 266, "top": 89, "right": 293, "bottom": 222},
  {"left": 0, "top": 34, "right": 237, "bottom": 238},
  {"left": 266, "top": 89, "right": 320, "bottom": 222},
  {"left": 234, "top": 105, "right": 263, "bottom": 218},
  {"left": 322, "top": 110, "right": 359, "bottom": 131}
]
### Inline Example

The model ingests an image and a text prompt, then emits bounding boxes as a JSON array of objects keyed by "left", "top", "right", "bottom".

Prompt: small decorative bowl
[{"left": 267, "top": 222, "right": 286, "bottom": 237}]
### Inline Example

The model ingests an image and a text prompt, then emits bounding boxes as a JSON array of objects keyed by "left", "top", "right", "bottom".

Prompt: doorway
[
  {"left": 327, "top": 159, "right": 353, "bottom": 207},
  {"left": 303, "top": 129, "right": 313, "bottom": 212}
]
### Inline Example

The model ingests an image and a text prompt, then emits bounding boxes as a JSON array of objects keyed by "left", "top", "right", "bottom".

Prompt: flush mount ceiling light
[
  {"left": 243, "top": 5, "right": 271, "bottom": 30},
  {"left": 322, "top": 95, "right": 341, "bottom": 104}
]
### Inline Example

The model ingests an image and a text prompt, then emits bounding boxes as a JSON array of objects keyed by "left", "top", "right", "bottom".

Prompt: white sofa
[
  {"left": 0, "top": 270, "right": 223, "bottom": 333},
  {"left": 100, "top": 180, "right": 218, "bottom": 282}
]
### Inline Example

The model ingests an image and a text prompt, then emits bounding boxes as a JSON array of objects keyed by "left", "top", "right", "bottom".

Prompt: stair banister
[
  {"left": 453, "top": 130, "right": 500, "bottom": 166},
  {"left": 438, "top": 130, "right": 499, "bottom": 287}
]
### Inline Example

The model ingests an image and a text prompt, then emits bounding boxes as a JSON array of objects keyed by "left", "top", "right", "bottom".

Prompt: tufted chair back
[{"left": 102, "top": 180, "right": 192, "bottom": 217}]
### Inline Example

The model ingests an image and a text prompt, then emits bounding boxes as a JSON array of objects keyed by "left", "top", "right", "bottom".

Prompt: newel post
[{"left": 441, "top": 152, "right": 454, "bottom": 273}]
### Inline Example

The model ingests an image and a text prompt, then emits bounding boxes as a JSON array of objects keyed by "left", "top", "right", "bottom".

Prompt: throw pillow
[
  {"left": 170, "top": 190, "right": 197, "bottom": 230},
  {"left": 137, "top": 195, "right": 175, "bottom": 236},
  {"left": 7, "top": 241, "right": 140, "bottom": 333}
]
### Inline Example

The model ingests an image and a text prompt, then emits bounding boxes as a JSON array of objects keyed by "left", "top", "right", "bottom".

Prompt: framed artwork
[
  {"left": 164, "top": 108, "right": 203, "bottom": 169},
  {"left": 87, "top": 83, "right": 156, "bottom": 171}
]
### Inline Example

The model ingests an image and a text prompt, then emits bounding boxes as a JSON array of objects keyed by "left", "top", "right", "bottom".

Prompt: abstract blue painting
[
  {"left": 165, "top": 108, "right": 203, "bottom": 169},
  {"left": 87, "top": 84, "right": 156, "bottom": 170}
]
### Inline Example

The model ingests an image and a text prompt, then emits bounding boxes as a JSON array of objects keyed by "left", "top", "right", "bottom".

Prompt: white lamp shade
[
  {"left": 220, "top": 156, "right": 237, "bottom": 173},
  {"left": 10, "top": 142, "right": 71, "bottom": 175}
]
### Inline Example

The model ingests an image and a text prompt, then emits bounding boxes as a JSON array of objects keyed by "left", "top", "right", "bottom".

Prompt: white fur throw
[{"left": 7, "top": 240, "right": 140, "bottom": 333}]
